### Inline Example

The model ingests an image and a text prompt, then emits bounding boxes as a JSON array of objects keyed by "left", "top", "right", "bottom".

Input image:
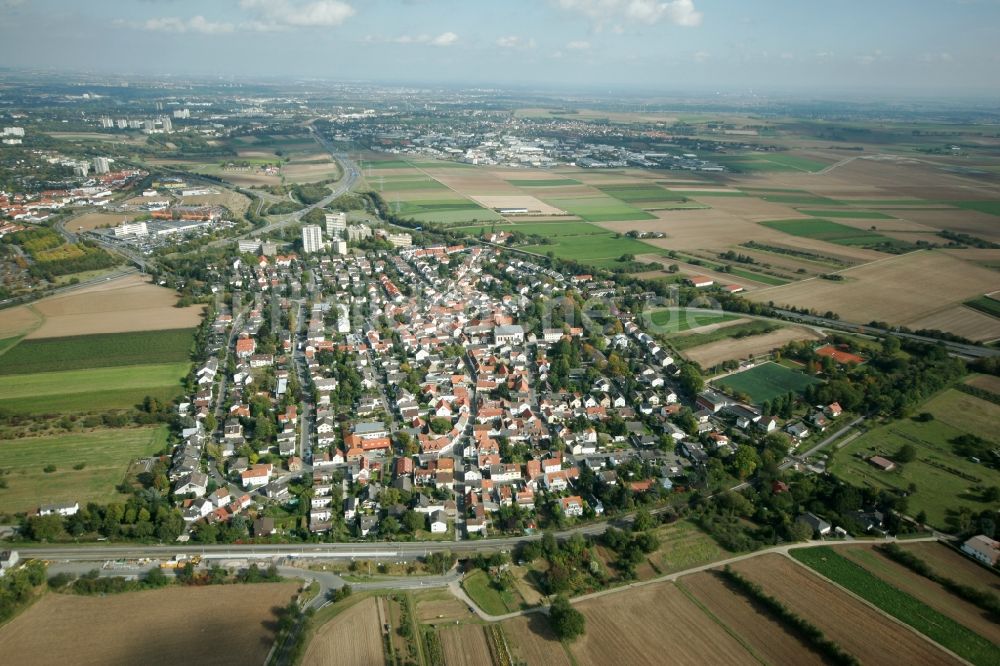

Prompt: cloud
[
  {"left": 143, "top": 15, "right": 235, "bottom": 34},
  {"left": 496, "top": 35, "right": 535, "bottom": 49},
  {"left": 239, "top": 0, "right": 355, "bottom": 28},
  {"left": 566, "top": 40, "right": 591, "bottom": 50},
  {"left": 691, "top": 49, "right": 709, "bottom": 63},
  {"left": 430, "top": 31, "right": 459, "bottom": 46},
  {"left": 554, "top": 0, "right": 702, "bottom": 27},
  {"left": 920, "top": 52, "right": 954, "bottom": 63},
  {"left": 377, "top": 31, "right": 459, "bottom": 46}
]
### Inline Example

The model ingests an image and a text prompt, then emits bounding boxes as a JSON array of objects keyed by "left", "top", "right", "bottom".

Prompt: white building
[
  {"left": 494, "top": 324, "right": 525, "bottom": 346},
  {"left": 39, "top": 502, "right": 79, "bottom": 517},
  {"left": 325, "top": 212, "right": 347, "bottom": 237},
  {"left": 1, "top": 127, "right": 25, "bottom": 137},
  {"left": 93, "top": 156, "right": 111, "bottom": 174},
  {"left": 302, "top": 224, "right": 323, "bottom": 254},
  {"left": 173, "top": 108, "right": 191, "bottom": 119},
  {"left": 333, "top": 239, "right": 348, "bottom": 255},
  {"left": 387, "top": 232, "right": 412, "bottom": 248},
  {"left": 113, "top": 221, "right": 148, "bottom": 237},
  {"left": 336, "top": 303, "right": 351, "bottom": 334}
]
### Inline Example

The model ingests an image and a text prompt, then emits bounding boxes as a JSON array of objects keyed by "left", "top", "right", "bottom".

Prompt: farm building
[
  {"left": 867, "top": 455, "right": 896, "bottom": 472},
  {"left": 961, "top": 535, "right": 1000, "bottom": 566},
  {"left": 796, "top": 512, "right": 831, "bottom": 536},
  {"left": 686, "top": 275, "right": 715, "bottom": 288}
]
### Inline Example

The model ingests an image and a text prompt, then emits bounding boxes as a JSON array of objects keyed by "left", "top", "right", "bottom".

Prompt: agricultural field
[
  {"left": 0, "top": 329, "right": 194, "bottom": 374},
  {"left": 670, "top": 320, "right": 783, "bottom": 352},
  {"left": 714, "top": 362, "right": 820, "bottom": 404},
  {"left": 68, "top": 212, "right": 135, "bottom": 232},
  {"left": 644, "top": 308, "right": 740, "bottom": 334},
  {"left": 653, "top": 519, "right": 733, "bottom": 574},
  {"left": 0, "top": 426, "right": 168, "bottom": 514},
  {"left": 900, "top": 542, "right": 1000, "bottom": 595},
  {"left": 683, "top": 326, "right": 826, "bottom": 369},
  {"left": 760, "top": 218, "right": 908, "bottom": 250},
  {"left": 439, "top": 624, "right": 493, "bottom": 666},
  {"left": 0, "top": 362, "right": 189, "bottom": 415},
  {"left": 508, "top": 178, "right": 582, "bottom": 187},
  {"left": 595, "top": 183, "right": 688, "bottom": 209},
  {"left": 0, "top": 583, "right": 298, "bottom": 666},
  {"left": 502, "top": 615, "right": 573, "bottom": 666},
  {"left": 568, "top": 582, "right": 756, "bottom": 666},
  {"left": 837, "top": 545, "right": 1000, "bottom": 645},
  {"left": 797, "top": 209, "right": 897, "bottom": 219},
  {"left": 540, "top": 195, "right": 656, "bottom": 223},
  {"left": 828, "top": 388, "right": 1000, "bottom": 529},
  {"left": 792, "top": 546, "right": 1000, "bottom": 666},
  {"left": 0, "top": 274, "right": 204, "bottom": 340},
  {"left": 678, "top": 572, "right": 827, "bottom": 666},
  {"left": 731, "top": 554, "right": 960, "bottom": 665},
  {"left": 302, "top": 596, "right": 384, "bottom": 666},
  {"left": 964, "top": 295, "right": 1000, "bottom": 319},
  {"left": 391, "top": 198, "right": 502, "bottom": 224},
  {"left": 746, "top": 250, "right": 1000, "bottom": 338}
]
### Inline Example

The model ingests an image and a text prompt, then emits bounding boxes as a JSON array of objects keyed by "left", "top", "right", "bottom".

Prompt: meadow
[
  {"left": 0, "top": 363, "right": 189, "bottom": 415},
  {"left": 392, "top": 198, "right": 501, "bottom": 224},
  {"left": 714, "top": 362, "right": 820, "bottom": 404},
  {"left": 0, "top": 329, "right": 194, "bottom": 375},
  {"left": 541, "top": 195, "right": 656, "bottom": 223},
  {"left": 669, "top": 320, "right": 781, "bottom": 352},
  {"left": 461, "top": 570, "right": 525, "bottom": 616},
  {"left": 645, "top": 309, "right": 740, "bottom": 334},
  {"left": 760, "top": 218, "right": 906, "bottom": 248},
  {"left": 792, "top": 546, "right": 1000, "bottom": 666},
  {"left": 829, "top": 388, "right": 1000, "bottom": 529},
  {"left": 596, "top": 183, "right": 687, "bottom": 207},
  {"left": 0, "top": 426, "right": 168, "bottom": 514}
]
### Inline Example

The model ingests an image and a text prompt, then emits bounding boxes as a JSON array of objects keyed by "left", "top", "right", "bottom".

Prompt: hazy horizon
[{"left": 1, "top": 1, "right": 999, "bottom": 98}]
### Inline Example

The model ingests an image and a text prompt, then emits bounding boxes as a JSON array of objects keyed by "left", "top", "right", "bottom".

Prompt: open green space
[
  {"left": 0, "top": 329, "right": 194, "bottom": 375},
  {"left": 762, "top": 194, "right": 845, "bottom": 206},
  {"left": 792, "top": 546, "right": 1000, "bottom": 666},
  {"left": 461, "top": 570, "right": 524, "bottom": 615},
  {"left": 596, "top": 183, "right": 687, "bottom": 205},
  {"left": 654, "top": 519, "right": 732, "bottom": 573},
  {"left": 541, "top": 195, "right": 656, "bottom": 223},
  {"left": 392, "top": 199, "right": 502, "bottom": 224},
  {"left": 964, "top": 295, "right": 1000, "bottom": 318},
  {"left": 829, "top": 388, "right": 1000, "bottom": 529},
  {"left": 666, "top": 188, "right": 748, "bottom": 197},
  {"left": 646, "top": 309, "right": 740, "bottom": 334},
  {"left": 760, "top": 218, "right": 906, "bottom": 249},
  {"left": 0, "top": 363, "right": 189, "bottom": 415},
  {"left": 376, "top": 177, "right": 448, "bottom": 191},
  {"left": 946, "top": 201, "right": 1000, "bottom": 217},
  {"left": 714, "top": 362, "right": 820, "bottom": 404},
  {"left": 360, "top": 159, "right": 413, "bottom": 170},
  {"left": 671, "top": 320, "right": 782, "bottom": 352},
  {"left": 513, "top": 222, "right": 660, "bottom": 268},
  {"left": 713, "top": 155, "right": 830, "bottom": 173},
  {"left": 0, "top": 426, "right": 169, "bottom": 514},
  {"left": 507, "top": 178, "right": 582, "bottom": 187},
  {"left": 797, "top": 209, "right": 896, "bottom": 220}
]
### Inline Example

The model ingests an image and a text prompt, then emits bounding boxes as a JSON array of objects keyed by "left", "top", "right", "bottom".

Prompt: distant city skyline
[{"left": 1, "top": 1, "right": 999, "bottom": 96}]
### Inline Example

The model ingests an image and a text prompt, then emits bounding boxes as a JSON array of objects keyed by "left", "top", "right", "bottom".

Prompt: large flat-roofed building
[{"left": 325, "top": 212, "right": 347, "bottom": 237}]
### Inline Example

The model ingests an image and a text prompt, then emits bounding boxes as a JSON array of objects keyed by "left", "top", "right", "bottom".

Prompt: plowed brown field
[{"left": 302, "top": 596, "right": 385, "bottom": 666}]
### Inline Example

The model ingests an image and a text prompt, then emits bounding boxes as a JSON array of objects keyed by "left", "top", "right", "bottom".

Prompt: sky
[{"left": 1, "top": 0, "right": 999, "bottom": 96}]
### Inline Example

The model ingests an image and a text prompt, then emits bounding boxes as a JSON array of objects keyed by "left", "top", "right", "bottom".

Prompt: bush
[{"left": 548, "top": 595, "right": 586, "bottom": 641}]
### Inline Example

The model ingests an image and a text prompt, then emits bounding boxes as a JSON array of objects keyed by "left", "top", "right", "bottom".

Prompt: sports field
[
  {"left": 714, "top": 362, "right": 821, "bottom": 404},
  {"left": 0, "top": 363, "right": 189, "bottom": 415},
  {"left": 829, "top": 388, "right": 1000, "bottom": 529},
  {"left": 0, "top": 426, "right": 168, "bottom": 513},
  {"left": 0, "top": 329, "right": 194, "bottom": 374}
]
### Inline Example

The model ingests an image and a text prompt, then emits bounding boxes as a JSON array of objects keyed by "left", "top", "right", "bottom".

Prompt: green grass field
[
  {"left": 516, "top": 222, "right": 660, "bottom": 268},
  {"left": 760, "top": 218, "right": 904, "bottom": 248},
  {"left": 596, "top": 183, "right": 687, "bottom": 205},
  {"left": 654, "top": 520, "right": 732, "bottom": 574},
  {"left": 646, "top": 309, "right": 740, "bottom": 334},
  {"left": 797, "top": 209, "right": 896, "bottom": 220},
  {"left": 507, "top": 179, "right": 582, "bottom": 187},
  {"left": 792, "top": 546, "right": 1000, "bottom": 666},
  {"left": 0, "top": 426, "right": 168, "bottom": 514},
  {"left": 671, "top": 320, "right": 781, "bottom": 352},
  {"left": 392, "top": 199, "right": 502, "bottom": 223},
  {"left": 376, "top": 177, "right": 448, "bottom": 191},
  {"left": 0, "top": 329, "right": 194, "bottom": 375},
  {"left": 761, "top": 194, "right": 845, "bottom": 206},
  {"left": 714, "top": 362, "right": 820, "bottom": 404},
  {"left": 0, "top": 363, "right": 189, "bottom": 415},
  {"left": 461, "top": 570, "right": 524, "bottom": 615},
  {"left": 946, "top": 201, "right": 1000, "bottom": 217},
  {"left": 964, "top": 295, "right": 1000, "bottom": 318},
  {"left": 829, "top": 388, "right": 1000, "bottom": 529},
  {"left": 541, "top": 195, "right": 656, "bottom": 223},
  {"left": 713, "top": 155, "right": 830, "bottom": 173},
  {"left": 360, "top": 159, "right": 413, "bottom": 170}
]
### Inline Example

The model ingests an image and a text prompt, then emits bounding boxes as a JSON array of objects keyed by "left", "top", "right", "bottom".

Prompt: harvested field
[
  {"left": 895, "top": 208, "right": 1000, "bottom": 242},
  {"left": 732, "top": 554, "right": 959, "bottom": 666},
  {"left": 838, "top": 545, "right": 1000, "bottom": 645},
  {"left": 439, "top": 624, "right": 493, "bottom": 666},
  {"left": 69, "top": 212, "right": 134, "bottom": 232},
  {"left": 569, "top": 582, "right": 755, "bottom": 666},
  {"left": 468, "top": 194, "right": 567, "bottom": 215},
  {"left": 503, "top": 615, "right": 572, "bottom": 666},
  {"left": 747, "top": 251, "right": 1000, "bottom": 333},
  {"left": 680, "top": 572, "right": 827, "bottom": 666},
  {"left": 0, "top": 304, "right": 42, "bottom": 339},
  {"left": 906, "top": 305, "right": 1000, "bottom": 342},
  {"left": 966, "top": 374, "right": 1000, "bottom": 395},
  {"left": 415, "top": 593, "right": 470, "bottom": 623},
  {"left": 16, "top": 274, "right": 203, "bottom": 339},
  {"left": 901, "top": 542, "right": 1000, "bottom": 595},
  {"left": 0, "top": 583, "right": 298, "bottom": 666},
  {"left": 684, "top": 326, "right": 824, "bottom": 368},
  {"left": 303, "top": 596, "right": 385, "bottom": 666}
]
